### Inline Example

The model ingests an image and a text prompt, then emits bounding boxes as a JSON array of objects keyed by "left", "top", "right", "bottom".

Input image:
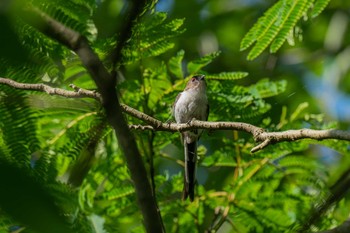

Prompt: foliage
[
  {"left": 240, "top": 0, "right": 331, "bottom": 60},
  {"left": 0, "top": 0, "right": 349, "bottom": 233}
]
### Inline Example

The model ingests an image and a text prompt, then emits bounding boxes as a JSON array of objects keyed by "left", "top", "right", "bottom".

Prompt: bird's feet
[{"left": 186, "top": 118, "right": 196, "bottom": 126}]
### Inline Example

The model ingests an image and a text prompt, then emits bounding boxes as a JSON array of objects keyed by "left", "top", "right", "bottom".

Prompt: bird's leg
[{"left": 186, "top": 117, "right": 197, "bottom": 125}]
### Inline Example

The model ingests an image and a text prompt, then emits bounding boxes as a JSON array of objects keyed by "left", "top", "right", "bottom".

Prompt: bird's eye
[{"left": 191, "top": 78, "right": 196, "bottom": 82}]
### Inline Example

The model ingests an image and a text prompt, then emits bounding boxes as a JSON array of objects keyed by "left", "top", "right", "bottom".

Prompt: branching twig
[
  {"left": 0, "top": 78, "right": 102, "bottom": 101},
  {"left": 18, "top": 8, "right": 164, "bottom": 233},
  {"left": 1, "top": 77, "right": 350, "bottom": 154},
  {"left": 110, "top": 0, "right": 147, "bottom": 68}
]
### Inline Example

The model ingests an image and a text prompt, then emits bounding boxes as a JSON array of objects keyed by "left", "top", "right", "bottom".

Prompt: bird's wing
[
  {"left": 206, "top": 103, "right": 209, "bottom": 121},
  {"left": 172, "top": 92, "right": 182, "bottom": 117}
]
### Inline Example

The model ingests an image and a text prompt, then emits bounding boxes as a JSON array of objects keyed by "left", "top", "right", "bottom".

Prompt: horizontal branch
[
  {"left": 1, "top": 77, "right": 350, "bottom": 153},
  {"left": 0, "top": 78, "right": 102, "bottom": 101},
  {"left": 131, "top": 121, "right": 350, "bottom": 152},
  {"left": 19, "top": 7, "right": 164, "bottom": 233}
]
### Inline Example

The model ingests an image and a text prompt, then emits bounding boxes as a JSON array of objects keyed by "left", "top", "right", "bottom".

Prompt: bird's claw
[
  {"left": 166, "top": 119, "right": 174, "bottom": 127},
  {"left": 186, "top": 118, "right": 196, "bottom": 126}
]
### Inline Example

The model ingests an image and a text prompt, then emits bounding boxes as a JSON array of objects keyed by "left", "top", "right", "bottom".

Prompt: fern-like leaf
[
  {"left": 311, "top": 0, "right": 332, "bottom": 18},
  {"left": 240, "top": 0, "right": 330, "bottom": 60},
  {"left": 0, "top": 90, "right": 40, "bottom": 165},
  {"left": 122, "top": 12, "right": 185, "bottom": 64},
  {"left": 270, "top": 0, "right": 312, "bottom": 53},
  {"left": 249, "top": 78, "right": 287, "bottom": 98},
  {"left": 33, "top": 0, "right": 95, "bottom": 37},
  {"left": 240, "top": 1, "right": 283, "bottom": 51},
  {"left": 206, "top": 72, "right": 248, "bottom": 80},
  {"left": 187, "top": 51, "right": 221, "bottom": 74},
  {"left": 168, "top": 50, "right": 185, "bottom": 78},
  {"left": 143, "top": 64, "right": 173, "bottom": 109}
]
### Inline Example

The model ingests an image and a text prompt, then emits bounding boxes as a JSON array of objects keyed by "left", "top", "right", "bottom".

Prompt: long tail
[{"left": 183, "top": 141, "right": 197, "bottom": 201}]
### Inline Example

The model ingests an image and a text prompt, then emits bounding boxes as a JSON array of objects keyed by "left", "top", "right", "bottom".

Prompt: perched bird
[{"left": 173, "top": 74, "right": 209, "bottom": 201}]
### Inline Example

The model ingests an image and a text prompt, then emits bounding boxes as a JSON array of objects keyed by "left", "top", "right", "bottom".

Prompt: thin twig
[
  {"left": 0, "top": 78, "right": 102, "bottom": 101},
  {"left": 1, "top": 77, "right": 350, "bottom": 154}
]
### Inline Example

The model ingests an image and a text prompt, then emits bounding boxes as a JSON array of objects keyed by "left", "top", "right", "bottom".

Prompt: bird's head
[{"left": 184, "top": 75, "right": 206, "bottom": 92}]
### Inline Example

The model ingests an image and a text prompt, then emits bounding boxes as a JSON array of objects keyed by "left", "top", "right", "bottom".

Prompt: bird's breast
[{"left": 174, "top": 90, "right": 208, "bottom": 124}]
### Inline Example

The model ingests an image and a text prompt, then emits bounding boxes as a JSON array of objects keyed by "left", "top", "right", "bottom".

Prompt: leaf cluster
[
  {"left": 240, "top": 0, "right": 331, "bottom": 60},
  {"left": 0, "top": 0, "right": 347, "bottom": 233}
]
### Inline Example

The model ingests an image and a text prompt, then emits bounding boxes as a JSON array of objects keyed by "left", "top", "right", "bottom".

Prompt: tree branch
[
  {"left": 1, "top": 77, "right": 350, "bottom": 154},
  {"left": 299, "top": 167, "right": 350, "bottom": 232},
  {"left": 110, "top": 0, "right": 148, "bottom": 68},
  {"left": 18, "top": 8, "right": 164, "bottom": 233},
  {"left": 0, "top": 78, "right": 102, "bottom": 101}
]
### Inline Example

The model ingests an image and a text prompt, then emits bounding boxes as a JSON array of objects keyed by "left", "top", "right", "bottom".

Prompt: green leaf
[
  {"left": 187, "top": 51, "right": 221, "bottom": 74},
  {"left": 0, "top": 90, "right": 39, "bottom": 164},
  {"left": 206, "top": 72, "right": 248, "bottom": 80},
  {"left": 168, "top": 50, "right": 185, "bottom": 78},
  {"left": 34, "top": 0, "right": 95, "bottom": 37},
  {"left": 290, "top": 102, "right": 309, "bottom": 122},
  {"left": 270, "top": 0, "right": 312, "bottom": 53},
  {"left": 311, "top": 0, "right": 331, "bottom": 18},
  {"left": 248, "top": 79, "right": 287, "bottom": 98},
  {"left": 240, "top": 0, "right": 327, "bottom": 60},
  {"left": 122, "top": 13, "right": 185, "bottom": 64},
  {"left": 201, "top": 149, "right": 237, "bottom": 167},
  {"left": 240, "top": 1, "right": 283, "bottom": 51},
  {"left": 144, "top": 64, "right": 172, "bottom": 108}
]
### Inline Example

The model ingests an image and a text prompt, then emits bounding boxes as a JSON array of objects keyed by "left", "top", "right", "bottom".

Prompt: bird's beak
[{"left": 199, "top": 75, "right": 205, "bottom": 80}]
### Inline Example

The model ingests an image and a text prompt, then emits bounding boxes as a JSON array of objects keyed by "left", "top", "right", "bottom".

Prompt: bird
[{"left": 173, "top": 74, "right": 209, "bottom": 201}]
